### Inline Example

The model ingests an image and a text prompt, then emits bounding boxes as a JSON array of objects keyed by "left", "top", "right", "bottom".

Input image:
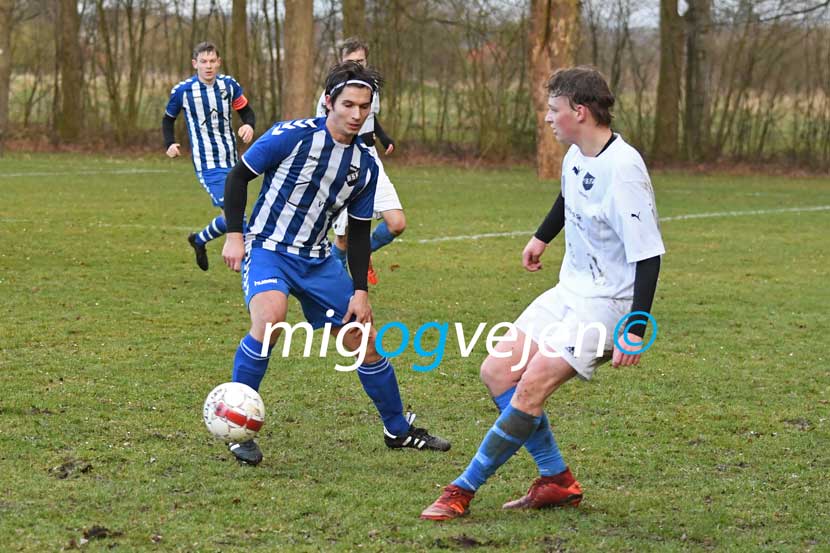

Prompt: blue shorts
[
  {"left": 242, "top": 247, "right": 354, "bottom": 329},
  {"left": 197, "top": 167, "right": 231, "bottom": 208}
]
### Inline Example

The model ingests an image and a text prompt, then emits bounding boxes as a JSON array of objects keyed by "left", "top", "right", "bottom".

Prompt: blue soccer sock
[
  {"left": 491, "top": 386, "right": 567, "bottom": 477},
  {"left": 357, "top": 357, "right": 409, "bottom": 436},
  {"left": 453, "top": 404, "right": 540, "bottom": 492},
  {"left": 370, "top": 221, "right": 396, "bottom": 252},
  {"left": 232, "top": 334, "right": 273, "bottom": 391},
  {"left": 196, "top": 215, "right": 227, "bottom": 245},
  {"left": 331, "top": 243, "right": 348, "bottom": 269}
]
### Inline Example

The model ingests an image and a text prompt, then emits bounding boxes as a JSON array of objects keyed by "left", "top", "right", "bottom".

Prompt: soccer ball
[{"left": 203, "top": 382, "right": 265, "bottom": 442}]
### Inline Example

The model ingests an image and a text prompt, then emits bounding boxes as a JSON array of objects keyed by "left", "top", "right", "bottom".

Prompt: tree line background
[{"left": 0, "top": 0, "right": 829, "bottom": 175}]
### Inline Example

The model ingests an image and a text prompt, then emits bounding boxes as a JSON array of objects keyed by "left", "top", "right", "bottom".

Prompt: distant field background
[{"left": 1, "top": 153, "right": 828, "bottom": 552}]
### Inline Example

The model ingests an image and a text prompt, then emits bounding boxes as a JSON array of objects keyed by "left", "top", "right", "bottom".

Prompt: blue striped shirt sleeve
[
  {"left": 241, "top": 125, "right": 296, "bottom": 175},
  {"left": 165, "top": 85, "right": 183, "bottom": 118},
  {"left": 348, "top": 156, "right": 379, "bottom": 220}
]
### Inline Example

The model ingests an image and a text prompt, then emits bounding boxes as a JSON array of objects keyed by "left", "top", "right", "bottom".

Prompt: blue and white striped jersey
[
  {"left": 165, "top": 74, "right": 248, "bottom": 171},
  {"left": 241, "top": 117, "right": 378, "bottom": 258}
]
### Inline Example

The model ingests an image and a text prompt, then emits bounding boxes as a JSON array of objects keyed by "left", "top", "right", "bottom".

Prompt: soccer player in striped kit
[
  {"left": 219, "top": 61, "right": 449, "bottom": 465},
  {"left": 315, "top": 37, "right": 405, "bottom": 285},
  {"left": 162, "top": 41, "right": 256, "bottom": 271}
]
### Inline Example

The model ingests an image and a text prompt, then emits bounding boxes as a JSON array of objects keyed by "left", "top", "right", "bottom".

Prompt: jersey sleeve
[
  {"left": 347, "top": 153, "right": 379, "bottom": 220},
  {"left": 604, "top": 168, "right": 666, "bottom": 264},
  {"left": 164, "top": 85, "right": 184, "bottom": 118},
  {"left": 228, "top": 76, "right": 248, "bottom": 110},
  {"left": 315, "top": 91, "right": 327, "bottom": 117},
  {"left": 240, "top": 124, "right": 296, "bottom": 175}
]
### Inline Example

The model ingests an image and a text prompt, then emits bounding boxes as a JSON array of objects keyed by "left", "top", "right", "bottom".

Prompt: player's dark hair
[
  {"left": 323, "top": 61, "right": 383, "bottom": 109},
  {"left": 192, "top": 41, "right": 219, "bottom": 60},
  {"left": 546, "top": 66, "right": 615, "bottom": 126},
  {"left": 339, "top": 37, "right": 369, "bottom": 59}
]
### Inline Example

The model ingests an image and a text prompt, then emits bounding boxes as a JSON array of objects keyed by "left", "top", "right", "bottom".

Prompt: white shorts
[
  {"left": 332, "top": 146, "right": 402, "bottom": 236},
  {"left": 514, "top": 284, "right": 632, "bottom": 380}
]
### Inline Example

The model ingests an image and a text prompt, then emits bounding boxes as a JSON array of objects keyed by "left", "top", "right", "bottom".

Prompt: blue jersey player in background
[
  {"left": 162, "top": 41, "right": 256, "bottom": 271},
  {"left": 219, "top": 61, "right": 450, "bottom": 465}
]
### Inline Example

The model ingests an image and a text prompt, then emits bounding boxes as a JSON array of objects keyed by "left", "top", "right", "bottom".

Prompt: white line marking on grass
[
  {"left": 0, "top": 169, "right": 173, "bottom": 178},
  {"left": 410, "top": 205, "right": 830, "bottom": 243},
  {"left": 1, "top": 206, "right": 828, "bottom": 239}
]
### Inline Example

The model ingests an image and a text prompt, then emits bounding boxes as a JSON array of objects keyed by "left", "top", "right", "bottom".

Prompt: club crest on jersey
[
  {"left": 582, "top": 172, "right": 596, "bottom": 190},
  {"left": 346, "top": 165, "right": 361, "bottom": 186}
]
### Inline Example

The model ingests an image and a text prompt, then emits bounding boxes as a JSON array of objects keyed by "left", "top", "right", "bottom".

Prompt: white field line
[
  {"left": 409, "top": 205, "right": 830, "bottom": 243},
  {"left": 0, "top": 169, "right": 174, "bottom": 178},
  {"left": 0, "top": 205, "right": 828, "bottom": 240}
]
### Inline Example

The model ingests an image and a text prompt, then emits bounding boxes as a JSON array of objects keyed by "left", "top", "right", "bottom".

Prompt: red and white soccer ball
[{"left": 203, "top": 382, "right": 265, "bottom": 442}]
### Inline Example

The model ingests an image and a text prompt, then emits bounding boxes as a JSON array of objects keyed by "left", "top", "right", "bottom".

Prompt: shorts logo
[
  {"left": 346, "top": 165, "right": 361, "bottom": 186},
  {"left": 254, "top": 278, "right": 279, "bottom": 286},
  {"left": 582, "top": 172, "right": 596, "bottom": 190}
]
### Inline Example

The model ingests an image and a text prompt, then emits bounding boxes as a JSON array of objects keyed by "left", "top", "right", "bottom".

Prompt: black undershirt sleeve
[
  {"left": 373, "top": 118, "right": 394, "bottom": 149},
  {"left": 162, "top": 114, "right": 176, "bottom": 148},
  {"left": 534, "top": 193, "right": 565, "bottom": 243},
  {"left": 627, "top": 255, "right": 661, "bottom": 338},
  {"left": 347, "top": 216, "right": 371, "bottom": 291},
  {"left": 236, "top": 104, "right": 256, "bottom": 129},
  {"left": 224, "top": 162, "right": 258, "bottom": 233},
  {"left": 359, "top": 132, "right": 375, "bottom": 147}
]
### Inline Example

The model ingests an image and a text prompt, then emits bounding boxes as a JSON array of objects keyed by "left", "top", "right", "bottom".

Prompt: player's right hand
[
  {"left": 222, "top": 233, "right": 245, "bottom": 272},
  {"left": 166, "top": 143, "right": 181, "bottom": 158},
  {"left": 343, "top": 290, "right": 373, "bottom": 325},
  {"left": 522, "top": 236, "right": 547, "bottom": 272}
]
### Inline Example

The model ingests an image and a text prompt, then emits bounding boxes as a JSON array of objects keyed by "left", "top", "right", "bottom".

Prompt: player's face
[
  {"left": 193, "top": 51, "right": 221, "bottom": 84},
  {"left": 545, "top": 95, "right": 580, "bottom": 144},
  {"left": 341, "top": 49, "right": 367, "bottom": 66},
  {"left": 325, "top": 86, "right": 373, "bottom": 142}
]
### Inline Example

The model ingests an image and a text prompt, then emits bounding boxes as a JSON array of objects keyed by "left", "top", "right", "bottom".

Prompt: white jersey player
[
  {"left": 421, "top": 66, "right": 664, "bottom": 521},
  {"left": 316, "top": 37, "right": 405, "bottom": 285}
]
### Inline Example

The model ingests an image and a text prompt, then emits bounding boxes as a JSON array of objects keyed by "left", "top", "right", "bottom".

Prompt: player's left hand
[
  {"left": 612, "top": 332, "right": 643, "bottom": 367},
  {"left": 343, "top": 290, "right": 373, "bottom": 325},
  {"left": 385, "top": 143, "right": 395, "bottom": 155},
  {"left": 238, "top": 124, "right": 254, "bottom": 144}
]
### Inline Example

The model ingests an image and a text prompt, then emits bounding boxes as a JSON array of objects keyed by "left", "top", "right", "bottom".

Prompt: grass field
[{"left": 1, "top": 153, "right": 829, "bottom": 552}]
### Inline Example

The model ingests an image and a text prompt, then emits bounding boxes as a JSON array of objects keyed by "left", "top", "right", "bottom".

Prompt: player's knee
[
  {"left": 480, "top": 355, "right": 514, "bottom": 388},
  {"left": 362, "top": 344, "right": 382, "bottom": 364},
  {"left": 386, "top": 211, "right": 406, "bottom": 235}
]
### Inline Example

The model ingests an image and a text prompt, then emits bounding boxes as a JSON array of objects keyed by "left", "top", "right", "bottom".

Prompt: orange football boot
[
  {"left": 367, "top": 257, "right": 379, "bottom": 285},
  {"left": 420, "top": 485, "right": 475, "bottom": 521}
]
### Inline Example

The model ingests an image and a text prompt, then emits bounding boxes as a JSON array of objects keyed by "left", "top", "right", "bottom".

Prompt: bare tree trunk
[
  {"left": 0, "top": 0, "right": 13, "bottom": 155},
  {"left": 273, "top": 0, "right": 283, "bottom": 118},
  {"left": 231, "top": 0, "right": 250, "bottom": 87},
  {"left": 262, "top": 0, "right": 278, "bottom": 121},
  {"left": 57, "top": 0, "right": 83, "bottom": 142},
  {"left": 282, "top": 0, "right": 313, "bottom": 120},
  {"left": 529, "top": 0, "right": 579, "bottom": 180},
  {"left": 652, "top": 0, "right": 684, "bottom": 161},
  {"left": 684, "top": 0, "right": 711, "bottom": 160},
  {"left": 342, "top": 0, "right": 365, "bottom": 39}
]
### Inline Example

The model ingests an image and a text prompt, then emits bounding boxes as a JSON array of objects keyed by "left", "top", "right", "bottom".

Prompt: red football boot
[
  {"left": 502, "top": 468, "right": 583, "bottom": 509},
  {"left": 420, "top": 485, "right": 475, "bottom": 521}
]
